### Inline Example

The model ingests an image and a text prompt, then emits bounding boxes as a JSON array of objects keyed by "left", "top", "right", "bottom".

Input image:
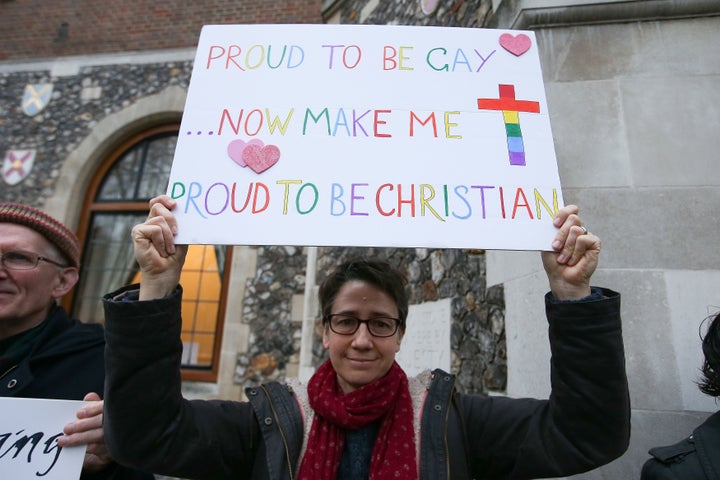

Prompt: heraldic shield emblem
[
  {"left": 3, "top": 150, "right": 36, "bottom": 186},
  {"left": 22, "top": 83, "right": 54, "bottom": 116}
]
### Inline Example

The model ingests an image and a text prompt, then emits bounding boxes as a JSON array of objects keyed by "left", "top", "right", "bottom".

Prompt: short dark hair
[
  {"left": 319, "top": 258, "right": 408, "bottom": 331},
  {"left": 699, "top": 311, "right": 720, "bottom": 397}
]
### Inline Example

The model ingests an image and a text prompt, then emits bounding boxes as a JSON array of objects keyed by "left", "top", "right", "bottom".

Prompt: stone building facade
[
  {"left": 1, "top": 0, "right": 507, "bottom": 397},
  {"left": 230, "top": 0, "right": 507, "bottom": 395},
  {"left": 2, "top": 1, "right": 720, "bottom": 479}
]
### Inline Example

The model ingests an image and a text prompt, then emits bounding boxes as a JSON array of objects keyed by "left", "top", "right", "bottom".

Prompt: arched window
[{"left": 68, "top": 124, "right": 230, "bottom": 382}]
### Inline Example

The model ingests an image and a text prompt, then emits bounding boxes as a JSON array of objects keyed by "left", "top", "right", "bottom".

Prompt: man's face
[
  {"left": 323, "top": 279, "right": 403, "bottom": 394},
  {"left": 0, "top": 223, "right": 78, "bottom": 339}
]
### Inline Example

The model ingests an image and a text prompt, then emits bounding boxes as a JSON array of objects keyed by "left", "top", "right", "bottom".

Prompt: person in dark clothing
[
  {"left": 641, "top": 311, "right": 720, "bottom": 479},
  {"left": 101, "top": 194, "right": 630, "bottom": 480},
  {"left": 0, "top": 202, "right": 153, "bottom": 480}
]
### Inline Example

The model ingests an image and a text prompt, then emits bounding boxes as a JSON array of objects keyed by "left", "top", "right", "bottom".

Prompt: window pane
[
  {"left": 137, "top": 135, "right": 176, "bottom": 198},
  {"left": 73, "top": 212, "right": 145, "bottom": 322},
  {"left": 96, "top": 147, "right": 144, "bottom": 201},
  {"left": 96, "top": 133, "right": 176, "bottom": 201},
  {"left": 178, "top": 245, "right": 223, "bottom": 368}
]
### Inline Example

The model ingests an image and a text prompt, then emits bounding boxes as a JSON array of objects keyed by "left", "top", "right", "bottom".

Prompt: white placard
[
  {"left": 168, "top": 24, "right": 563, "bottom": 250},
  {"left": 0, "top": 397, "right": 86, "bottom": 479},
  {"left": 397, "top": 299, "right": 452, "bottom": 376}
]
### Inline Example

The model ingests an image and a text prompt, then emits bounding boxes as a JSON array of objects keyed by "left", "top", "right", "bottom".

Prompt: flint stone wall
[
  {"left": 0, "top": 62, "right": 192, "bottom": 204},
  {"left": 236, "top": 246, "right": 506, "bottom": 394}
]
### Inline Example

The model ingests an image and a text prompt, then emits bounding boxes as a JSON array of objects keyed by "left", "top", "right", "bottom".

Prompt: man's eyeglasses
[
  {"left": 326, "top": 314, "right": 401, "bottom": 337},
  {"left": 0, "top": 250, "right": 68, "bottom": 270}
]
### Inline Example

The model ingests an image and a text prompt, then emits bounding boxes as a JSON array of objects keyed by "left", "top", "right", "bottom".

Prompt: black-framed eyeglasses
[
  {"left": 0, "top": 250, "right": 69, "bottom": 271},
  {"left": 326, "top": 314, "right": 401, "bottom": 337}
]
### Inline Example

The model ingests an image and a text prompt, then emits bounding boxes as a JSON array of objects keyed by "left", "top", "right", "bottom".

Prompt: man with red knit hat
[{"left": 0, "top": 202, "right": 153, "bottom": 480}]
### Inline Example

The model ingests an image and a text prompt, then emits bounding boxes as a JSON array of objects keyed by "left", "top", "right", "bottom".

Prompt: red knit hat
[{"left": 0, "top": 203, "right": 81, "bottom": 268}]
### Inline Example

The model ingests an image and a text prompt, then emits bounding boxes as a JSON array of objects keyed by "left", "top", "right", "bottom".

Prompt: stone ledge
[{"left": 488, "top": 0, "right": 720, "bottom": 29}]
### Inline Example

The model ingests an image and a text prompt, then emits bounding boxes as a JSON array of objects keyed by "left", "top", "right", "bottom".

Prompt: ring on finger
[{"left": 579, "top": 225, "right": 588, "bottom": 235}]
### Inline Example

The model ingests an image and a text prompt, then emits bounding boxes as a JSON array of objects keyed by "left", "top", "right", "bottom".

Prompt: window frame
[{"left": 65, "top": 123, "right": 230, "bottom": 382}]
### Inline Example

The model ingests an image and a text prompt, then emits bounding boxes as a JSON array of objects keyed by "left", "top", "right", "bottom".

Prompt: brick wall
[
  {"left": 331, "top": 0, "right": 492, "bottom": 27},
  {"left": 0, "top": 0, "right": 323, "bottom": 61}
]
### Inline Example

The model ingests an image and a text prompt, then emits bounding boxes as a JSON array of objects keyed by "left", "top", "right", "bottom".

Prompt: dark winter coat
[
  {"left": 641, "top": 411, "right": 720, "bottom": 479},
  {"left": 0, "top": 304, "right": 154, "bottom": 480},
  {"left": 1, "top": 305, "right": 105, "bottom": 398},
  {"left": 103, "top": 285, "right": 630, "bottom": 480}
]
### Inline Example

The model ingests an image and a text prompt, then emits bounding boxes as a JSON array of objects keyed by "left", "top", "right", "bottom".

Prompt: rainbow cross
[{"left": 477, "top": 84, "right": 540, "bottom": 166}]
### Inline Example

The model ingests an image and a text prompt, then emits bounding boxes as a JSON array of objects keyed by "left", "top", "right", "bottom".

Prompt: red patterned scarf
[{"left": 297, "top": 359, "right": 417, "bottom": 480}]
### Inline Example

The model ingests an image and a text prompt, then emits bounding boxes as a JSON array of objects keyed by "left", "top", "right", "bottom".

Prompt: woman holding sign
[{"left": 98, "top": 194, "right": 629, "bottom": 479}]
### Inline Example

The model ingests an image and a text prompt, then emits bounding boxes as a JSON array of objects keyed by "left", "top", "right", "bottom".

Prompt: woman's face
[{"left": 323, "top": 280, "right": 403, "bottom": 394}]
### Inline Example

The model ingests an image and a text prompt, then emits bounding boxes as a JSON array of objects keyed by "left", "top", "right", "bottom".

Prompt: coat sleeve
[
  {"left": 102, "top": 285, "right": 261, "bottom": 480},
  {"left": 457, "top": 288, "right": 630, "bottom": 479}
]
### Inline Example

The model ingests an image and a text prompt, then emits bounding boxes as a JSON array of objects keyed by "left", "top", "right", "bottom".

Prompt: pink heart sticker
[
  {"left": 227, "top": 139, "right": 263, "bottom": 167},
  {"left": 242, "top": 144, "right": 281, "bottom": 174},
  {"left": 499, "top": 33, "right": 531, "bottom": 57}
]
